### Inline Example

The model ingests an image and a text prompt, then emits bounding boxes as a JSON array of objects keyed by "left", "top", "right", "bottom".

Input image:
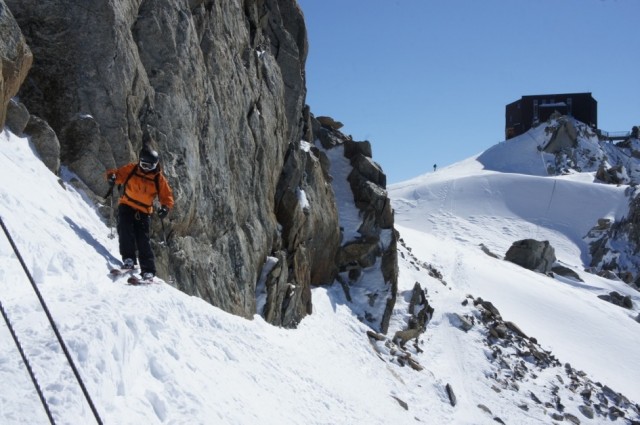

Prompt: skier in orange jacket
[{"left": 106, "top": 145, "right": 174, "bottom": 280}]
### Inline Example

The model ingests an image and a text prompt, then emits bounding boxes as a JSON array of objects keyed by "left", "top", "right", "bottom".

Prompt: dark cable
[
  {"left": 0, "top": 216, "right": 103, "bottom": 425},
  {"left": 0, "top": 299, "right": 57, "bottom": 424}
]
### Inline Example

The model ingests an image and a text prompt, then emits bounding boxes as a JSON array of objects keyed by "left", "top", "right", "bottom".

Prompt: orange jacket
[{"left": 106, "top": 163, "right": 174, "bottom": 214}]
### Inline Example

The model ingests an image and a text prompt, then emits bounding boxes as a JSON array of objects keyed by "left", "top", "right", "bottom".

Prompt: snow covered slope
[
  {"left": 2, "top": 124, "right": 640, "bottom": 425},
  {"left": 390, "top": 123, "right": 640, "bottom": 417},
  {"left": 0, "top": 130, "right": 424, "bottom": 424}
]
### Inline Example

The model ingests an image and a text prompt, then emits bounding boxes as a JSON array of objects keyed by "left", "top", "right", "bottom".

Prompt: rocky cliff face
[
  {"left": 541, "top": 117, "right": 640, "bottom": 184},
  {"left": 586, "top": 187, "right": 640, "bottom": 289},
  {"left": 533, "top": 117, "right": 640, "bottom": 290},
  {"left": 1, "top": 0, "right": 397, "bottom": 330},
  {"left": 0, "top": 2, "right": 31, "bottom": 129}
]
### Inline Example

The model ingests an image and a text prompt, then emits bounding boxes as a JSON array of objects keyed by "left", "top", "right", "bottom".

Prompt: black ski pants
[{"left": 117, "top": 204, "right": 156, "bottom": 275}]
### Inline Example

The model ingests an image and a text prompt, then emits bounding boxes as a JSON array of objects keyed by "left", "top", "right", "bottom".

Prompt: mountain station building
[{"left": 505, "top": 92, "right": 597, "bottom": 140}]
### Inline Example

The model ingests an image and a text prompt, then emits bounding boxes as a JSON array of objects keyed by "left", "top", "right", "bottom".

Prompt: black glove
[
  {"left": 108, "top": 174, "right": 116, "bottom": 187},
  {"left": 158, "top": 205, "right": 169, "bottom": 219}
]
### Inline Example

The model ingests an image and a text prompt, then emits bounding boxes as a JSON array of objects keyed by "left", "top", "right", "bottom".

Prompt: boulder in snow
[
  {"left": 596, "top": 163, "right": 628, "bottom": 185},
  {"left": 597, "top": 291, "right": 633, "bottom": 309},
  {"left": 551, "top": 264, "right": 584, "bottom": 282},
  {"left": 5, "top": 98, "right": 29, "bottom": 135},
  {"left": 25, "top": 115, "right": 60, "bottom": 174},
  {"left": 505, "top": 239, "right": 556, "bottom": 274}
]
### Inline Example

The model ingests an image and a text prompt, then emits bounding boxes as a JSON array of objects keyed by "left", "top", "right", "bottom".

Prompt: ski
[
  {"left": 127, "top": 275, "right": 157, "bottom": 286},
  {"left": 109, "top": 267, "right": 138, "bottom": 277}
]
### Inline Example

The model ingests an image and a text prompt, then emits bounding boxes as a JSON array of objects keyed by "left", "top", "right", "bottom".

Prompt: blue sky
[{"left": 297, "top": 0, "right": 639, "bottom": 184}]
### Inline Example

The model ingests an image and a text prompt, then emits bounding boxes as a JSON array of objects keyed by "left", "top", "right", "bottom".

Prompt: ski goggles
[{"left": 139, "top": 160, "right": 157, "bottom": 171}]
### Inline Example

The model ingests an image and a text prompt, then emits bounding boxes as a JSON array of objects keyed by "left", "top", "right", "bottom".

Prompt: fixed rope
[
  {"left": 0, "top": 299, "right": 56, "bottom": 424},
  {"left": 0, "top": 216, "right": 103, "bottom": 425}
]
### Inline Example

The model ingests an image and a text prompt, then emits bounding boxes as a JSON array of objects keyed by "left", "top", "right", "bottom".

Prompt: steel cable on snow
[
  {"left": 0, "top": 216, "right": 103, "bottom": 425},
  {"left": 0, "top": 299, "right": 56, "bottom": 425}
]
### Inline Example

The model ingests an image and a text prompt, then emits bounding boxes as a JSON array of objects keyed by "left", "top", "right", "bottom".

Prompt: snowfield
[{"left": 1, "top": 125, "right": 639, "bottom": 424}]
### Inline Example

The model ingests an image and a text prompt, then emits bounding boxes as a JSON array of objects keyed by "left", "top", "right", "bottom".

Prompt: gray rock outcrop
[
  {"left": 469, "top": 295, "right": 640, "bottom": 423},
  {"left": 3, "top": 0, "right": 398, "bottom": 329},
  {"left": 596, "top": 163, "right": 627, "bottom": 185},
  {"left": 5, "top": 98, "right": 29, "bottom": 135},
  {"left": 543, "top": 118, "right": 577, "bottom": 154},
  {"left": 551, "top": 264, "right": 583, "bottom": 282},
  {"left": 24, "top": 115, "right": 60, "bottom": 174},
  {"left": 597, "top": 291, "right": 633, "bottom": 309},
  {"left": 586, "top": 188, "right": 640, "bottom": 286},
  {"left": 532, "top": 117, "right": 640, "bottom": 184},
  {"left": 505, "top": 239, "right": 556, "bottom": 274},
  {"left": 0, "top": 0, "right": 32, "bottom": 129},
  {"left": 316, "top": 115, "right": 343, "bottom": 130},
  {"left": 314, "top": 119, "right": 398, "bottom": 333},
  {"left": 6, "top": 0, "right": 315, "bottom": 323},
  {"left": 393, "top": 282, "right": 433, "bottom": 346}
]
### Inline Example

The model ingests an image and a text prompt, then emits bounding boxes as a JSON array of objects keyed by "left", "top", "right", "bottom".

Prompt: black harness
[{"left": 120, "top": 165, "right": 161, "bottom": 210}]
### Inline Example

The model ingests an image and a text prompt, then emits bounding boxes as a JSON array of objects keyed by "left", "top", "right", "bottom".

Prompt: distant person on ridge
[{"left": 105, "top": 139, "right": 174, "bottom": 280}]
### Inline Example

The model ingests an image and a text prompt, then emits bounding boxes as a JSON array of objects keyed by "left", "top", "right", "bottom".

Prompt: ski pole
[
  {"left": 160, "top": 216, "right": 175, "bottom": 284},
  {"left": 160, "top": 216, "right": 168, "bottom": 246},
  {"left": 105, "top": 180, "right": 116, "bottom": 239}
]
